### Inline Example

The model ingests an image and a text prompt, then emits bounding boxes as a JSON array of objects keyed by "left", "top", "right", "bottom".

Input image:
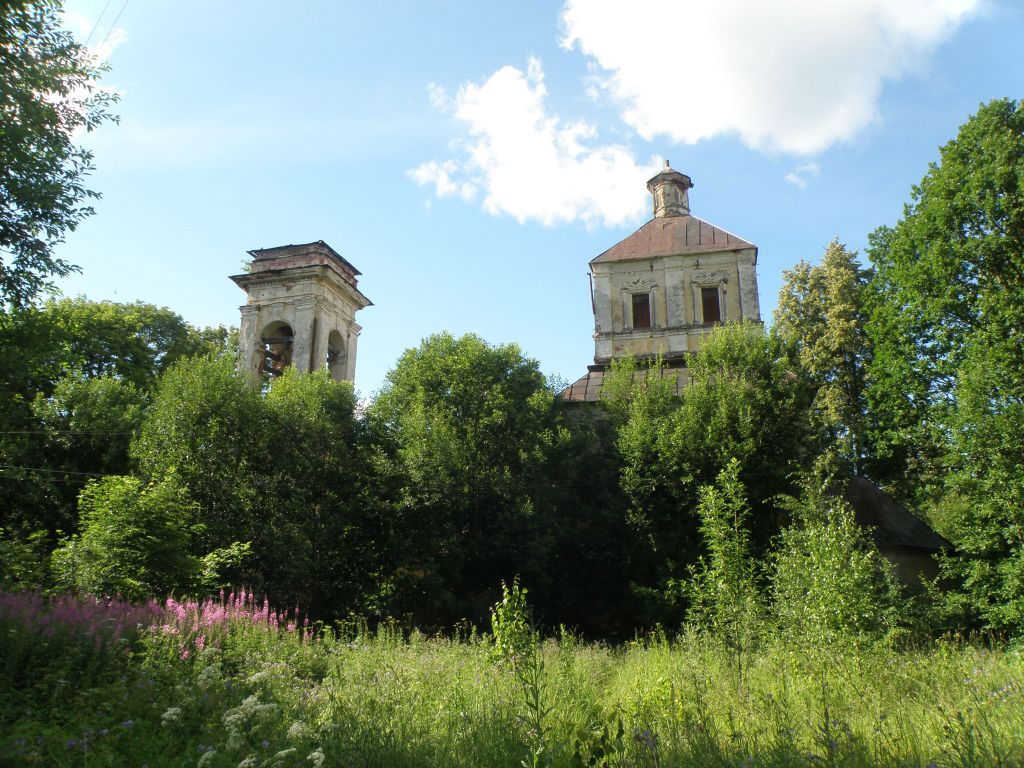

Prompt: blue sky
[{"left": 57, "top": 0, "right": 1024, "bottom": 397}]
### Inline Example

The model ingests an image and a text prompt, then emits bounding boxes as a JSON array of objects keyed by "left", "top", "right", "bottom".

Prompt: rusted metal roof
[
  {"left": 560, "top": 366, "right": 693, "bottom": 403},
  {"left": 591, "top": 215, "right": 754, "bottom": 264}
]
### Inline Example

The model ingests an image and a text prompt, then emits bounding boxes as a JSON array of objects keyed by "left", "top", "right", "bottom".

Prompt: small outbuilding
[{"left": 840, "top": 476, "right": 952, "bottom": 586}]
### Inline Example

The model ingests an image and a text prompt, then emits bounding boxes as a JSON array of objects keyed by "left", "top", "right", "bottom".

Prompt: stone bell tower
[{"left": 230, "top": 240, "right": 371, "bottom": 383}]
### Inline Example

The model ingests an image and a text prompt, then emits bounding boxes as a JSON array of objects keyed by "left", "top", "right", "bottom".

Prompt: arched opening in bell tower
[
  {"left": 261, "top": 321, "right": 294, "bottom": 377},
  {"left": 326, "top": 329, "right": 346, "bottom": 381}
]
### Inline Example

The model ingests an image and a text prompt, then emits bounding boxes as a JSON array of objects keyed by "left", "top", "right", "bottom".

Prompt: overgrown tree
[
  {"left": 50, "top": 475, "right": 202, "bottom": 599},
  {"left": 263, "top": 368, "right": 392, "bottom": 618},
  {"left": 0, "top": 299, "right": 232, "bottom": 546},
  {"left": 0, "top": 0, "right": 118, "bottom": 309},
  {"left": 540, "top": 404, "right": 638, "bottom": 637},
  {"left": 369, "top": 332, "right": 564, "bottom": 627},
  {"left": 612, "top": 323, "right": 815, "bottom": 623},
  {"left": 775, "top": 241, "right": 871, "bottom": 472},
  {"left": 131, "top": 354, "right": 266, "bottom": 568},
  {"left": 864, "top": 98, "right": 1024, "bottom": 634}
]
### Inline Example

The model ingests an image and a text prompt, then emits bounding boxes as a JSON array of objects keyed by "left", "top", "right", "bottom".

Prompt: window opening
[
  {"left": 632, "top": 293, "right": 651, "bottom": 330},
  {"left": 701, "top": 286, "right": 721, "bottom": 325}
]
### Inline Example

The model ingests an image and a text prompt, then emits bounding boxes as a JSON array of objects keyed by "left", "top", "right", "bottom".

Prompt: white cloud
[
  {"left": 784, "top": 161, "right": 820, "bottom": 188},
  {"left": 426, "top": 83, "right": 450, "bottom": 112},
  {"left": 409, "top": 58, "right": 656, "bottom": 228},
  {"left": 561, "top": 0, "right": 979, "bottom": 155}
]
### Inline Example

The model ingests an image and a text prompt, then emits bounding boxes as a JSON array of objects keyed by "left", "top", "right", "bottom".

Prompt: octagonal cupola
[{"left": 647, "top": 161, "right": 693, "bottom": 218}]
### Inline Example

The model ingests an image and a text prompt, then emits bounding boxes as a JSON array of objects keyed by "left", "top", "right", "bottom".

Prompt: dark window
[
  {"left": 701, "top": 286, "right": 721, "bottom": 324},
  {"left": 632, "top": 293, "right": 651, "bottom": 330}
]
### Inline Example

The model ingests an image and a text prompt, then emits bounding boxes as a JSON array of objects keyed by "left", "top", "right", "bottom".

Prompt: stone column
[
  {"left": 346, "top": 322, "right": 361, "bottom": 382},
  {"left": 239, "top": 305, "right": 262, "bottom": 382},
  {"left": 290, "top": 298, "right": 317, "bottom": 373}
]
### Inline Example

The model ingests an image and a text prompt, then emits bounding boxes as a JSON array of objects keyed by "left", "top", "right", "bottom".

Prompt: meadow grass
[{"left": 1, "top": 590, "right": 1021, "bottom": 767}]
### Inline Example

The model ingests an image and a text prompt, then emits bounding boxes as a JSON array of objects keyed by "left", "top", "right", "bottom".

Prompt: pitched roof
[
  {"left": 591, "top": 214, "right": 754, "bottom": 264},
  {"left": 842, "top": 477, "right": 952, "bottom": 553}
]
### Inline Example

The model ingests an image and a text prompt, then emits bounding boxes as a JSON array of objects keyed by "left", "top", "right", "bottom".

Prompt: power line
[
  {"left": 0, "top": 430, "right": 135, "bottom": 436},
  {"left": 84, "top": 0, "right": 114, "bottom": 47},
  {"left": 0, "top": 464, "right": 109, "bottom": 478},
  {"left": 100, "top": 0, "right": 130, "bottom": 49}
]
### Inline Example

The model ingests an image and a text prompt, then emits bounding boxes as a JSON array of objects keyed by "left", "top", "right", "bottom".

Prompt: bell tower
[{"left": 230, "top": 240, "right": 372, "bottom": 383}]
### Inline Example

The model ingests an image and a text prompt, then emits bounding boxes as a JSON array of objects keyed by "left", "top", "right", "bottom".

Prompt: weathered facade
[
  {"left": 231, "top": 241, "right": 371, "bottom": 383},
  {"left": 590, "top": 164, "right": 761, "bottom": 364},
  {"left": 563, "top": 164, "right": 760, "bottom": 402}
]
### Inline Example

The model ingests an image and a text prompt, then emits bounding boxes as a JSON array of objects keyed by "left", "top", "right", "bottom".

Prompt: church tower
[
  {"left": 562, "top": 164, "right": 761, "bottom": 402},
  {"left": 230, "top": 240, "right": 371, "bottom": 383}
]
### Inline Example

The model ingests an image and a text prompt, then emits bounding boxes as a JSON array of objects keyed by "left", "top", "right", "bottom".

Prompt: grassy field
[{"left": 1, "top": 590, "right": 1021, "bottom": 767}]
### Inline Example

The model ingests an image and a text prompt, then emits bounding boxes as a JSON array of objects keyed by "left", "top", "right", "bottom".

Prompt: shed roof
[
  {"left": 842, "top": 477, "right": 952, "bottom": 553},
  {"left": 591, "top": 214, "right": 754, "bottom": 265}
]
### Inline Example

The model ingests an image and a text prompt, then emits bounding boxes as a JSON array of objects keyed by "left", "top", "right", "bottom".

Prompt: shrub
[
  {"left": 52, "top": 475, "right": 202, "bottom": 599},
  {"left": 771, "top": 463, "right": 904, "bottom": 647}
]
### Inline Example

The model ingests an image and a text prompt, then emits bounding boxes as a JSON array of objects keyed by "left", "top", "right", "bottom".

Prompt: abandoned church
[{"left": 227, "top": 164, "right": 949, "bottom": 586}]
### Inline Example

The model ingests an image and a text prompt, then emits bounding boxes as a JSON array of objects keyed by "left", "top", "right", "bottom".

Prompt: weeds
[{"left": 1, "top": 587, "right": 1022, "bottom": 767}]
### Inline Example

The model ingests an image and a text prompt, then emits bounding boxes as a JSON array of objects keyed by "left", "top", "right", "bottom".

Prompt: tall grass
[{"left": 1, "top": 589, "right": 1021, "bottom": 767}]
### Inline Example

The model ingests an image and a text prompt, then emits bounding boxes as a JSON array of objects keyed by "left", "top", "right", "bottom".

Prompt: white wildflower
[
  {"left": 227, "top": 731, "right": 245, "bottom": 751},
  {"left": 247, "top": 670, "right": 271, "bottom": 684},
  {"left": 287, "top": 720, "right": 309, "bottom": 741},
  {"left": 160, "top": 706, "right": 182, "bottom": 725},
  {"left": 253, "top": 702, "right": 279, "bottom": 720},
  {"left": 197, "top": 663, "right": 222, "bottom": 689},
  {"left": 237, "top": 755, "right": 259, "bottom": 768},
  {"left": 307, "top": 747, "right": 326, "bottom": 768},
  {"left": 239, "top": 694, "right": 261, "bottom": 714},
  {"left": 274, "top": 748, "right": 297, "bottom": 759},
  {"left": 197, "top": 750, "right": 217, "bottom": 767}
]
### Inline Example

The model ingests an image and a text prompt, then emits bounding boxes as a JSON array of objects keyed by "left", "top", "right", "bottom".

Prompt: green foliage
[
  {"left": 0, "top": 528, "right": 50, "bottom": 589},
  {"left": 613, "top": 323, "right": 815, "bottom": 623},
  {"left": 132, "top": 359, "right": 387, "bottom": 616},
  {"left": 52, "top": 475, "right": 204, "bottom": 599},
  {"left": 685, "top": 459, "right": 762, "bottom": 658},
  {"left": 133, "top": 353, "right": 265, "bottom": 557},
  {"left": 771, "top": 461, "right": 903, "bottom": 647},
  {"left": 864, "top": 98, "right": 1024, "bottom": 634},
  {"left": 489, "top": 579, "right": 550, "bottom": 767},
  {"left": 0, "top": 0, "right": 118, "bottom": 309},
  {"left": 490, "top": 578, "right": 538, "bottom": 669},
  {"left": 600, "top": 354, "right": 677, "bottom": 423},
  {"left": 4, "top": 597, "right": 1024, "bottom": 767},
  {"left": 35, "top": 298, "right": 234, "bottom": 390},
  {"left": 370, "top": 332, "right": 564, "bottom": 626},
  {"left": 0, "top": 299, "right": 233, "bottom": 539},
  {"left": 774, "top": 241, "right": 871, "bottom": 471},
  {"left": 541, "top": 405, "right": 638, "bottom": 637},
  {"left": 262, "top": 368, "right": 391, "bottom": 617}
]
